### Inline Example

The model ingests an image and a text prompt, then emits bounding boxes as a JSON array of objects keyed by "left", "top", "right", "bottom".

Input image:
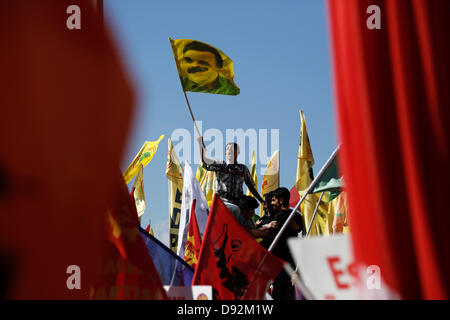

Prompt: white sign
[
  {"left": 288, "top": 234, "right": 358, "bottom": 300},
  {"left": 164, "top": 285, "right": 212, "bottom": 300}
]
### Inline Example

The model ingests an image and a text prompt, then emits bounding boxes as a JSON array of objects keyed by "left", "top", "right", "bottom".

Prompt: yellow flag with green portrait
[
  {"left": 170, "top": 38, "right": 240, "bottom": 95},
  {"left": 123, "top": 135, "right": 165, "bottom": 184}
]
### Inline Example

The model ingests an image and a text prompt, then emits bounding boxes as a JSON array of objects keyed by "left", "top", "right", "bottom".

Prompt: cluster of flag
[{"left": 94, "top": 38, "right": 348, "bottom": 300}]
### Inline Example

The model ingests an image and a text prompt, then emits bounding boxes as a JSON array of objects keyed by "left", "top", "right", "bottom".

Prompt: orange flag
[
  {"left": 0, "top": 1, "right": 134, "bottom": 298},
  {"left": 184, "top": 199, "right": 202, "bottom": 269},
  {"left": 90, "top": 173, "right": 167, "bottom": 300},
  {"left": 193, "top": 194, "right": 285, "bottom": 300}
]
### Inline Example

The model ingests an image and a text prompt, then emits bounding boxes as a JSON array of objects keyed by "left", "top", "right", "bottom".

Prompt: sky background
[{"left": 105, "top": 0, "right": 338, "bottom": 247}]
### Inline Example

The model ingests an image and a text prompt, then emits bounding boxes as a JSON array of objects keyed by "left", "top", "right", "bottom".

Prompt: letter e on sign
[{"left": 327, "top": 256, "right": 350, "bottom": 290}]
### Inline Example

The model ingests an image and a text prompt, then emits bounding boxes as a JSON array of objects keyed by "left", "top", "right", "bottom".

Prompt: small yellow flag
[
  {"left": 123, "top": 135, "right": 165, "bottom": 184},
  {"left": 260, "top": 150, "right": 280, "bottom": 216}
]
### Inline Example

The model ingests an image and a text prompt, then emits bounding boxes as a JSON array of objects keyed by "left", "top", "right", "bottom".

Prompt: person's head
[
  {"left": 180, "top": 41, "right": 223, "bottom": 86},
  {"left": 238, "top": 195, "right": 259, "bottom": 219},
  {"left": 264, "top": 191, "right": 276, "bottom": 215},
  {"left": 225, "top": 142, "right": 240, "bottom": 163},
  {"left": 271, "top": 187, "right": 290, "bottom": 210}
]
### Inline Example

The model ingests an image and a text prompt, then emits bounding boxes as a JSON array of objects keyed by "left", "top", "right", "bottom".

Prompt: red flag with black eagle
[{"left": 192, "top": 194, "right": 285, "bottom": 300}]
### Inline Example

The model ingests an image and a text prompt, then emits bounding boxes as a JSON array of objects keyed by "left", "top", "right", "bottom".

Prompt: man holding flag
[{"left": 196, "top": 136, "right": 264, "bottom": 218}]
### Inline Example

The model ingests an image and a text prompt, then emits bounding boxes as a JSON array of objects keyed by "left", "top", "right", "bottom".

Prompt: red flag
[
  {"left": 0, "top": 1, "right": 134, "bottom": 298},
  {"left": 184, "top": 199, "right": 202, "bottom": 268},
  {"left": 328, "top": 0, "right": 450, "bottom": 299},
  {"left": 193, "top": 194, "right": 285, "bottom": 300},
  {"left": 289, "top": 186, "right": 300, "bottom": 208},
  {"left": 90, "top": 173, "right": 167, "bottom": 300}
]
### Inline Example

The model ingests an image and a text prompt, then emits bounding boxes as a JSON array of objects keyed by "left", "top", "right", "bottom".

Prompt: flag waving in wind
[
  {"left": 123, "top": 135, "right": 165, "bottom": 184},
  {"left": 170, "top": 38, "right": 240, "bottom": 95},
  {"left": 193, "top": 194, "right": 285, "bottom": 300}
]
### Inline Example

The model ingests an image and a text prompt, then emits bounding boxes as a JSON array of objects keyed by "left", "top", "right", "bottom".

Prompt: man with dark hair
[
  {"left": 235, "top": 195, "right": 277, "bottom": 239},
  {"left": 260, "top": 187, "right": 303, "bottom": 300},
  {"left": 196, "top": 137, "right": 264, "bottom": 218}
]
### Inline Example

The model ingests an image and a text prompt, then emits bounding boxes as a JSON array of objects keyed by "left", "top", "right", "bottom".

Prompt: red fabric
[
  {"left": 289, "top": 186, "right": 300, "bottom": 208},
  {"left": 193, "top": 194, "right": 285, "bottom": 300},
  {"left": 328, "top": 0, "right": 450, "bottom": 299},
  {"left": 0, "top": 1, "right": 134, "bottom": 298},
  {"left": 90, "top": 173, "right": 167, "bottom": 300},
  {"left": 184, "top": 199, "right": 202, "bottom": 269}
]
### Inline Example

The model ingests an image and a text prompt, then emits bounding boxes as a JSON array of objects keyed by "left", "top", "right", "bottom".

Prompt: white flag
[{"left": 176, "top": 162, "right": 209, "bottom": 258}]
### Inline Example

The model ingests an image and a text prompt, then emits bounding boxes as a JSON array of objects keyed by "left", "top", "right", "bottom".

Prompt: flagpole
[
  {"left": 169, "top": 38, "right": 205, "bottom": 149},
  {"left": 267, "top": 144, "right": 340, "bottom": 253},
  {"left": 305, "top": 191, "right": 325, "bottom": 237}
]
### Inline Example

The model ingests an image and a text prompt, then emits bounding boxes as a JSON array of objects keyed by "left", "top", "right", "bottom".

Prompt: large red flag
[
  {"left": 89, "top": 173, "right": 167, "bottom": 300},
  {"left": 328, "top": 0, "right": 450, "bottom": 299},
  {"left": 184, "top": 199, "right": 202, "bottom": 269},
  {"left": 193, "top": 194, "right": 285, "bottom": 300},
  {"left": 0, "top": 1, "right": 134, "bottom": 298}
]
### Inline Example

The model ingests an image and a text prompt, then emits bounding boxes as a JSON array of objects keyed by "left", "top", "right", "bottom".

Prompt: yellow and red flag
[
  {"left": 184, "top": 200, "right": 202, "bottom": 269},
  {"left": 193, "top": 194, "right": 285, "bottom": 300},
  {"left": 123, "top": 135, "right": 165, "bottom": 184}
]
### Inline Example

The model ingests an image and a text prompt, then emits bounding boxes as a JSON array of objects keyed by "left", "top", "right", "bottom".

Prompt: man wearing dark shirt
[
  {"left": 196, "top": 136, "right": 264, "bottom": 216},
  {"left": 260, "top": 187, "right": 303, "bottom": 300}
]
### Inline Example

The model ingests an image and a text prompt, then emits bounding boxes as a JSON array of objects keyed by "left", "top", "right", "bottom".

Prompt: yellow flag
[
  {"left": 294, "top": 110, "right": 325, "bottom": 236},
  {"left": 170, "top": 38, "right": 240, "bottom": 95},
  {"left": 201, "top": 170, "right": 216, "bottom": 208},
  {"left": 132, "top": 164, "right": 146, "bottom": 222},
  {"left": 123, "top": 135, "right": 165, "bottom": 184},
  {"left": 246, "top": 150, "right": 258, "bottom": 198},
  {"left": 166, "top": 138, "right": 184, "bottom": 253},
  {"left": 260, "top": 150, "right": 280, "bottom": 216},
  {"left": 296, "top": 110, "right": 314, "bottom": 191},
  {"left": 195, "top": 162, "right": 206, "bottom": 184}
]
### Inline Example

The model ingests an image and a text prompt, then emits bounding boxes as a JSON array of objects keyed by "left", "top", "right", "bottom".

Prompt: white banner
[{"left": 288, "top": 234, "right": 358, "bottom": 300}]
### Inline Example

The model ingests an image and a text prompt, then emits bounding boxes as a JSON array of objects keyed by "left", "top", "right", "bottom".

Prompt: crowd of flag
[
  {"left": 111, "top": 108, "right": 348, "bottom": 300},
  {"left": 91, "top": 38, "right": 348, "bottom": 299}
]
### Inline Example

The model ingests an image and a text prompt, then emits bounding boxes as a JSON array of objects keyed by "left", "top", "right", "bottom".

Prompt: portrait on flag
[{"left": 170, "top": 38, "right": 240, "bottom": 95}]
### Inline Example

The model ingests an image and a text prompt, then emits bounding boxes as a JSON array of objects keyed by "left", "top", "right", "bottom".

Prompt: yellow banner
[
  {"left": 123, "top": 135, "right": 165, "bottom": 184},
  {"left": 260, "top": 150, "right": 279, "bottom": 216}
]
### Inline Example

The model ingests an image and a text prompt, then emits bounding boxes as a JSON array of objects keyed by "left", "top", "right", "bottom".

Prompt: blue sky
[{"left": 105, "top": 0, "right": 337, "bottom": 247}]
